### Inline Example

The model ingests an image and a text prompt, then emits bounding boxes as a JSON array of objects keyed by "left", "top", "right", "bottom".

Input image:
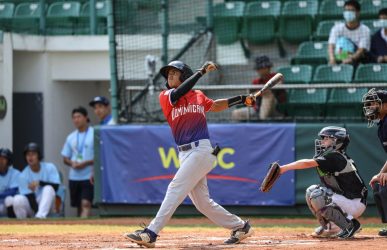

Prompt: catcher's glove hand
[
  {"left": 260, "top": 162, "right": 281, "bottom": 192},
  {"left": 198, "top": 61, "right": 218, "bottom": 75}
]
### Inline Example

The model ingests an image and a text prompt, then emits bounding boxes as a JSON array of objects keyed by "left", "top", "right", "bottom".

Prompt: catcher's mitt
[{"left": 260, "top": 162, "right": 281, "bottom": 192}]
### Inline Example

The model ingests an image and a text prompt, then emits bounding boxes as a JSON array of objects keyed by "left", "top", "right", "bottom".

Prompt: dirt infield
[{"left": 0, "top": 217, "right": 385, "bottom": 249}]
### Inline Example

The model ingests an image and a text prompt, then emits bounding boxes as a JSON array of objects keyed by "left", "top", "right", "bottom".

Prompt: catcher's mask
[
  {"left": 362, "top": 88, "right": 387, "bottom": 127},
  {"left": 314, "top": 126, "right": 350, "bottom": 157},
  {"left": 159, "top": 61, "right": 194, "bottom": 89}
]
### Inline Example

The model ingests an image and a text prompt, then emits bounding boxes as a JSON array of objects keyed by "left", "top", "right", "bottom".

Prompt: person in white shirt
[{"left": 328, "top": 0, "right": 370, "bottom": 65}]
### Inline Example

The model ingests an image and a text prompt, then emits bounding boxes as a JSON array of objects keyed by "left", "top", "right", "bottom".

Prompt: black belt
[
  {"left": 177, "top": 141, "right": 221, "bottom": 156},
  {"left": 178, "top": 141, "right": 200, "bottom": 152}
]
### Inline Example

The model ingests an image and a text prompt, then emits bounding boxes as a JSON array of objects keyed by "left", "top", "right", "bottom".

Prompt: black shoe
[
  {"left": 224, "top": 220, "right": 254, "bottom": 244},
  {"left": 125, "top": 228, "right": 158, "bottom": 248},
  {"left": 378, "top": 228, "right": 387, "bottom": 236},
  {"left": 337, "top": 219, "right": 361, "bottom": 239}
]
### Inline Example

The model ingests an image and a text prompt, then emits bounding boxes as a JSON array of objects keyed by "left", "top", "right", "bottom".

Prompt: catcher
[{"left": 261, "top": 126, "right": 368, "bottom": 238}]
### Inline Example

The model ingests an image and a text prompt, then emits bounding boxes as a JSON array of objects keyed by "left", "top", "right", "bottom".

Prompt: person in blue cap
[{"left": 89, "top": 96, "right": 115, "bottom": 125}]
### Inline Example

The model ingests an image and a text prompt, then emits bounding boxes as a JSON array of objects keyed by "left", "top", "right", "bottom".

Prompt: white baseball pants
[
  {"left": 13, "top": 185, "right": 56, "bottom": 219},
  {"left": 0, "top": 196, "right": 15, "bottom": 216},
  {"left": 148, "top": 139, "right": 244, "bottom": 234}
]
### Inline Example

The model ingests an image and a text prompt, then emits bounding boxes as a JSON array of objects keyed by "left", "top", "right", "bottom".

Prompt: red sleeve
[
  {"left": 197, "top": 90, "right": 214, "bottom": 112},
  {"left": 159, "top": 90, "right": 174, "bottom": 114}
]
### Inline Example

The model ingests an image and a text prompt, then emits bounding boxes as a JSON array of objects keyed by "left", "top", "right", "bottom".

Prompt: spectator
[
  {"left": 61, "top": 106, "right": 94, "bottom": 218},
  {"left": 328, "top": 0, "right": 371, "bottom": 65},
  {"left": 13, "top": 143, "right": 60, "bottom": 219},
  {"left": 89, "top": 96, "right": 115, "bottom": 125},
  {"left": 0, "top": 148, "right": 19, "bottom": 218},
  {"left": 370, "top": 8, "right": 387, "bottom": 63},
  {"left": 232, "top": 56, "right": 284, "bottom": 121}
]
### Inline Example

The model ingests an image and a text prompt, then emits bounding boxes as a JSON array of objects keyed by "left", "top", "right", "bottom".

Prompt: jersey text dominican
[{"left": 171, "top": 104, "right": 205, "bottom": 121}]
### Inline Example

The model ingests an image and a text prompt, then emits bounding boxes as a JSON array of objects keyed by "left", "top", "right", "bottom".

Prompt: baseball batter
[
  {"left": 278, "top": 126, "right": 367, "bottom": 238},
  {"left": 363, "top": 88, "right": 387, "bottom": 236},
  {"left": 0, "top": 148, "right": 20, "bottom": 218},
  {"left": 125, "top": 61, "right": 254, "bottom": 248},
  {"left": 12, "top": 143, "right": 61, "bottom": 219}
]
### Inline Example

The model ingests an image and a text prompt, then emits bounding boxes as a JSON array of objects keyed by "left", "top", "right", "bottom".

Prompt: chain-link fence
[{"left": 110, "top": 0, "right": 387, "bottom": 123}]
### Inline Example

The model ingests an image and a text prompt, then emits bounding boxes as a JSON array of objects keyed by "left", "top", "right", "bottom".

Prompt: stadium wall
[
  {"left": 94, "top": 123, "right": 384, "bottom": 217},
  {"left": 0, "top": 33, "right": 112, "bottom": 216}
]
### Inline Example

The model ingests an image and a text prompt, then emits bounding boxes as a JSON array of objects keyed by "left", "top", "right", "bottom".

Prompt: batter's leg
[
  {"left": 188, "top": 177, "right": 244, "bottom": 230},
  {"left": 147, "top": 149, "right": 216, "bottom": 234}
]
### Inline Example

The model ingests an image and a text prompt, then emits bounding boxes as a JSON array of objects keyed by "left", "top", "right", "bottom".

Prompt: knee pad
[
  {"left": 320, "top": 203, "right": 351, "bottom": 230},
  {"left": 305, "top": 184, "right": 319, "bottom": 200},
  {"left": 4, "top": 196, "right": 14, "bottom": 207},
  {"left": 309, "top": 187, "right": 333, "bottom": 212}
]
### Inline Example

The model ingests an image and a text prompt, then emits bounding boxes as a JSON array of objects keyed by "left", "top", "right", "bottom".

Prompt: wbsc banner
[{"left": 100, "top": 124, "right": 296, "bottom": 206}]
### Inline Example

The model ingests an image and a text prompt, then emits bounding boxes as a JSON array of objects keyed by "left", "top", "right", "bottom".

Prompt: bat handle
[{"left": 253, "top": 91, "right": 262, "bottom": 100}]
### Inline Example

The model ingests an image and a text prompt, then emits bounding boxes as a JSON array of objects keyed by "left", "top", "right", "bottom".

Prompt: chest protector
[{"left": 317, "top": 152, "right": 367, "bottom": 201}]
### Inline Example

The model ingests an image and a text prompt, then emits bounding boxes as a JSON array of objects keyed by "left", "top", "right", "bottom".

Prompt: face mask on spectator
[
  {"left": 376, "top": 19, "right": 387, "bottom": 28},
  {"left": 343, "top": 10, "right": 356, "bottom": 22}
]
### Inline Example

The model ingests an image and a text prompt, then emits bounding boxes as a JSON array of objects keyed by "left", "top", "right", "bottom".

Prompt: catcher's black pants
[{"left": 373, "top": 183, "right": 387, "bottom": 223}]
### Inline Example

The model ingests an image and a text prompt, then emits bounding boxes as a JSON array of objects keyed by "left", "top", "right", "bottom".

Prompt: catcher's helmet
[
  {"left": 315, "top": 126, "right": 350, "bottom": 157},
  {"left": 159, "top": 61, "right": 194, "bottom": 89},
  {"left": 0, "top": 148, "right": 13, "bottom": 166},
  {"left": 24, "top": 142, "right": 43, "bottom": 161},
  {"left": 362, "top": 88, "right": 387, "bottom": 127}
]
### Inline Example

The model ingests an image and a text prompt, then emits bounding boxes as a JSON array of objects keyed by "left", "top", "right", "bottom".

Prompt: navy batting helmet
[
  {"left": 0, "top": 148, "right": 13, "bottom": 166},
  {"left": 159, "top": 61, "right": 194, "bottom": 89},
  {"left": 24, "top": 142, "right": 43, "bottom": 161},
  {"left": 315, "top": 126, "right": 350, "bottom": 157}
]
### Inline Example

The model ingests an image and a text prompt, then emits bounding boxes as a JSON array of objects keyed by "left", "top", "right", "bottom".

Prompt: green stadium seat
[
  {"left": 46, "top": 1, "right": 81, "bottom": 35},
  {"left": 326, "top": 87, "right": 368, "bottom": 119},
  {"left": 362, "top": 19, "right": 381, "bottom": 35},
  {"left": 287, "top": 88, "right": 328, "bottom": 117},
  {"left": 278, "top": 0, "right": 318, "bottom": 43},
  {"left": 361, "top": 0, "right": 387, "bottom": 19},
  {"left": 354, "top": 64, "right": 387, "bottom": 82},
  {"left": 276, "top": 65, "right": 313, "bottom": 84},
  {"left": 291, "top": 41, "right": 328, "bottom": 66},
  {"left": 314, "top": 20, "right": 342, "bottom": 41},
  {"left": 241, "top": 1, "right": 280, "bottom": 44},
  {"left": 12, "top": 2, "right": 45, "bottom": 34},
  {"left": 0, "top": 3, "right": 14, "bottom": 31},
  {"left": 213, "top": 2, "right": 245, "bottom": 44},
  {"left": 317, "top": 0, "right": 346, "bottom": 22},
  {"left": 312, "top": 64, "right": 354, "bottom": 83},
  {"left": 78, "top": 1, "right": 108, "bottom": 34}
]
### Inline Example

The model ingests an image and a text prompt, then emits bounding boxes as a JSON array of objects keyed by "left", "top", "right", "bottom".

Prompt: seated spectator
[
  {"left": 13, "top": 143, "right": 60, "bottom": 219},
  {"left": 0, "top": 148, "right": 20, "bottom": 218},
  {"left": 328, "top": 0, "right": 371, "bottom": 65},
  {"left": 370, "top": 8, "right": 387, "bottom": 63},
  {"left": 232, "top": 56, "right": 285, "bottom": 121}
]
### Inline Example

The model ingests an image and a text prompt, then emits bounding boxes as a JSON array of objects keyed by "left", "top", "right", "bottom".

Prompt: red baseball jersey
[{"left": 159, "top": 89, "right": 214, "bottom": 145}]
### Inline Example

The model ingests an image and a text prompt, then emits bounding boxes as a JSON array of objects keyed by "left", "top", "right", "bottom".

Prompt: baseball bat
[{"left": 252, "top": 73, "right": 283, "bottom": 100}]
